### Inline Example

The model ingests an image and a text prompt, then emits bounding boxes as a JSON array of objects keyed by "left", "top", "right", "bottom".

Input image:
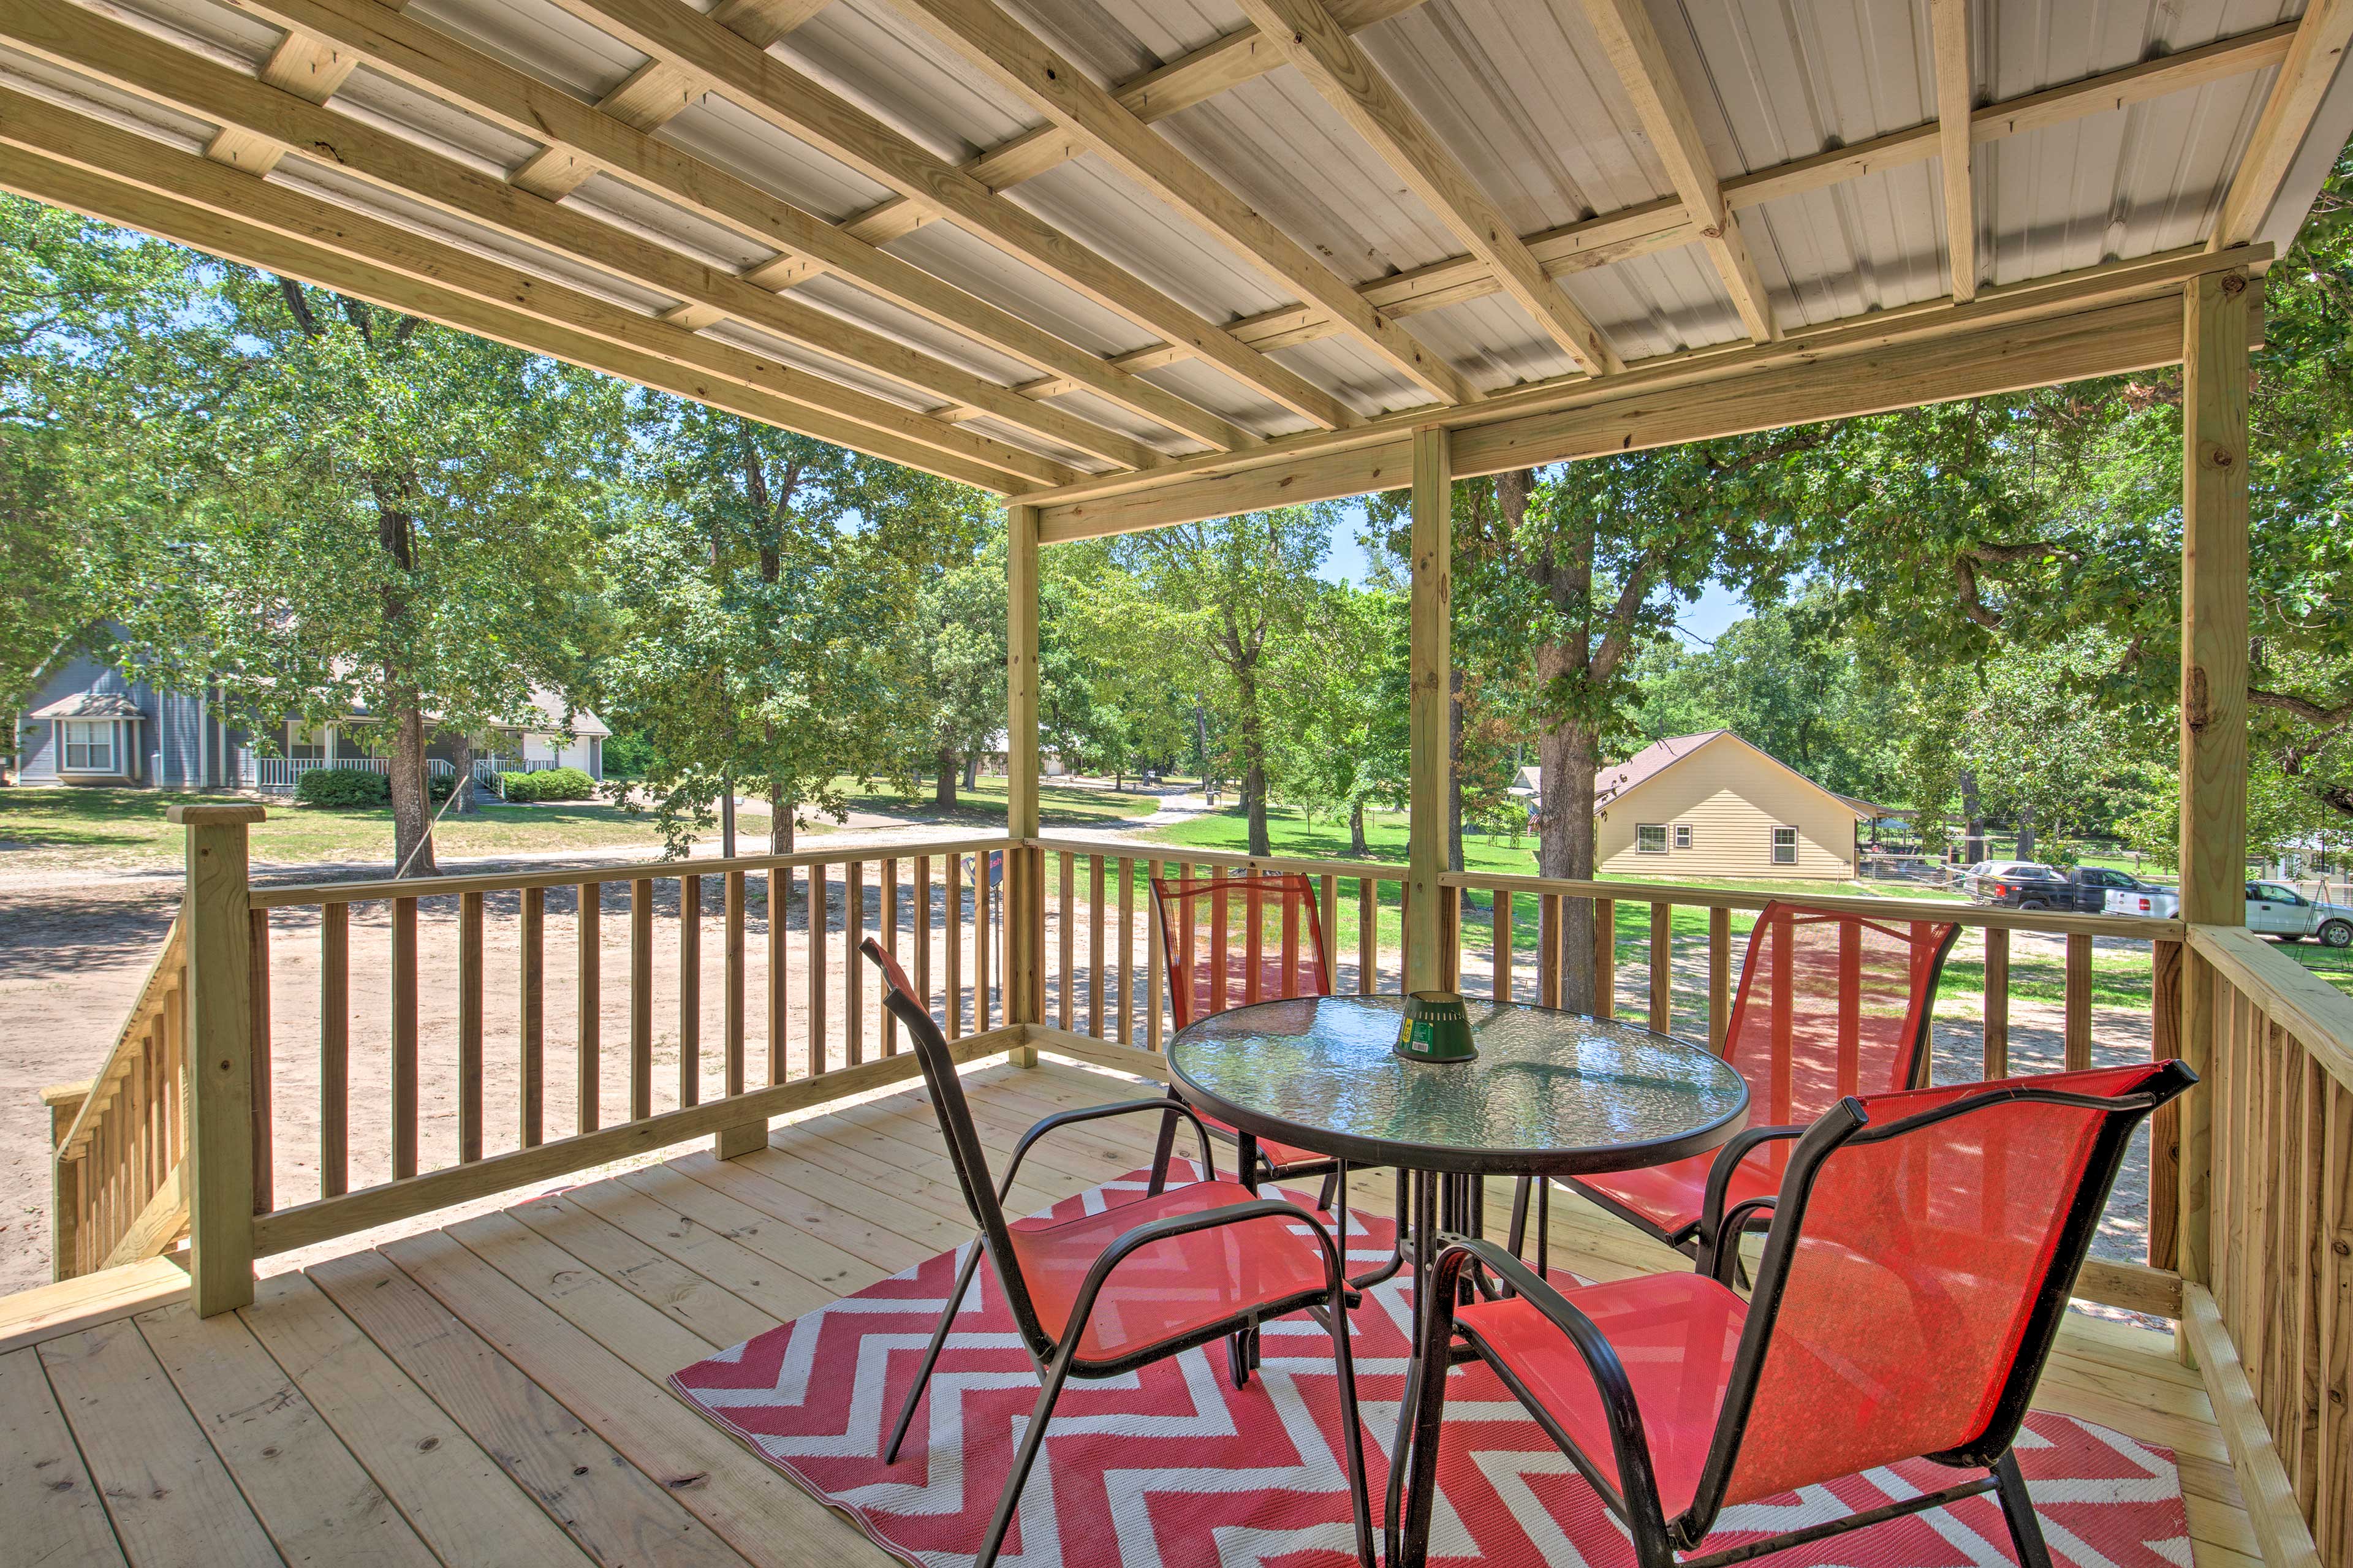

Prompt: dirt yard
[{"left": 0, "top": 860, "right": 2164, "bottom": 1301}]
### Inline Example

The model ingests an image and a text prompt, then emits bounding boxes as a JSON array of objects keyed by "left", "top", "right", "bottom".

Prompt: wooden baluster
[
  {"left": 975, "top": 853, "right": 992, "bottom": 1031},
  {"left": 2064, "top": 931, "right": 2093, "bottom": 1070},
  {"left": 392, "top": 895, "right": 419, "bottom": 1179},
  {"left": 1439, "top": 885, "right": 1460, "bottom": 991},
  {"left": 1591, "top": 895, "right": 1616, "bottom": 1019},
  {"left": 678, "top": 873, "right": 701, "bottom": 1107},
  {"left": 1836, "top": 915, "right": 1861, "bottom": 1095},
  {"left": 321, "top": 902, "right": 349, "bottom": 1194},
  {"left": 630, "top": 878, "right": 654, "bottom": 1121},
  {"left": 1357, "top": 876, "right": 1376, "bottom": 996},
  {"left": 945, "top": 854, "right": 963, "bottom": 1038},
  {"left": 1279, "top": 877, "right": 1300, "bottom": 1001},
  {"left": 914, "top": 855, "right": 933, "bottom": 1020},
  {"left": 768, "top": 868, "right": 788, "bottom": 1083},
  {"left": 845, "top": 859, "right": 864, "bottom": 1066},
  {"left": 1493, "top": 889, "right": 1512, "bottom": 1002},
  {"left": 458, "top": 890, "right": 484, "bottom": 1163},
  {"left": 1540, "top": 893, "right": 1562, "bottom": 1008},
  {"left": 1088, "top": 855, "right": 1107, "bottom": 1036},
  {"left": 1116, "top": 858, "right": 1135, "bottom": 1045},
  {"left": 1243, "top": 869, "right": 1264, "bottom": 1005},
  {"left": 1648, "top": 902, "right": 1672, "bottom": 1035},
  {"left": 248, "top": 907, "right": 271, "bottom": 1214},
  {"left": 725, "top": 871, "right": 747, "bottom": 1093},
  {"left": 1706, "top": 906, "right": 1730, "bottom": 1052},
  {"left": 1982, "top": 926, "right": 2010, "bottom": 1078},
  {"left": 881, "top": 858, "right": 900, "bottom": 1057},
  {"left": 2148, "top": 937, "right": 2183, "bottom": 1271},
  {"left": 1767, "top": 909, "right": 1794, "bottom": 1121},
  {"left": 1058, "top": 850, "right": 1074, "bottom": 1029},
  {"left": 808, "top": 862, "right": 828, "bottom": 1073},
  {"left": 577, "top": 882, "right": 600, "bottom": 1133},
  {"left": 1145, "top": 859, "right": 1164, "bottom": 1050},
  {"left": 519, "top": 887, "right": 544, "bottom": 1148},
  {"left": 1319, "top": 873, "right": 1338, "bottom": 993},
  {"left": 1210, "top": 868, "right": 1231, "bottom": 1012}
]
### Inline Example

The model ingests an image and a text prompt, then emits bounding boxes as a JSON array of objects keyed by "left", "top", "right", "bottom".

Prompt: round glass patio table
[{"left": 1165, "top": 994, "right": 1749, "bottom": 1179}]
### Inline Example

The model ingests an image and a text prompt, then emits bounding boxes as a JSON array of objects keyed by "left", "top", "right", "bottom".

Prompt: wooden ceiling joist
[
  {"left": 0, "top": 0, "right": 1148, "bottom": 476},
  {"left": 1931, "top": 0, "right": 1978, "bottom": 303},
  {"left": 1577, "top": 0, "right": 1776, "bottom": 343},
  {"left": 873, "top": 0, "right": 1479, "bottom": 409},
  {"left": 203, "top": 28, "right": 357, "bottom": 174},
  {"left": 540, "top": 0, "right": 1363, "bottom": 433},
  {"left": 231, "top": 0, "right": 1257, "bottom": 460},
  {"left": 1229, "top": 0, "right": 1623, "bottom": 376},
  {"left": 0, "top": 112, "right": 1053, "bottom": 492},
  {"left": 2211, "top": 0, "right": 2353, "bottom": 251}
]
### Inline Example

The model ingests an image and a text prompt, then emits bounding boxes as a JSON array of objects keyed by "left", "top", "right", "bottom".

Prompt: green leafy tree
[{"left": 912, "top": 531, "right": 1010, "bottom": 809}]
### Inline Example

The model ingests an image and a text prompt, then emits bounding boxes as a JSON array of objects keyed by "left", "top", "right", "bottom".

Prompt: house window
[
  {"left": 61, "top": 719, "right": 115, "bottom": 773},
  {"left": 1674, "top": 825, "right": 1692, "bottom": 850},
  {"left": 1771, "top": 827, "right": 1798, "bottom": 865},
  {"left": 1637, "top": 824, "right": 1667, "bottom": 854}
]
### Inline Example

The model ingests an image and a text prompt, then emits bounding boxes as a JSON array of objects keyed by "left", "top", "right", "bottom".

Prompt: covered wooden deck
[{"left": 6, "top": 1057, "right": 2260, "bottom": 1568}]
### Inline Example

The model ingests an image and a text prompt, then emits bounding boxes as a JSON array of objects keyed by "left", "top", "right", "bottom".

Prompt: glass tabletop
[{"left": 1167, "top": 995, "right": 1750, "bottom": 1176}]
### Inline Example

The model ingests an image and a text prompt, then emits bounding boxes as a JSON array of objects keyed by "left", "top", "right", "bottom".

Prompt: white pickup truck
[{"left": 2105, "top": 879, "right": 2353, "bottom": 947}]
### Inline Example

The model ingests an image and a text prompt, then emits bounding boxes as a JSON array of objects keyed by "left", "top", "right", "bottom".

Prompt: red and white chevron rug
[{"left": 670, "top": 1167, "right": 2191, "bottom": 1568}]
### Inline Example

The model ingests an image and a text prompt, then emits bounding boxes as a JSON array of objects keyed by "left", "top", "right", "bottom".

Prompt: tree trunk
[
  {"left": 934, "top": 746, "right": 959, "bottom": 809},
  {"left": 1349, "top": 798, "right": 1369, "bottom": 857},
  {"left": 2014, "top": 805, "right": 2037, "bottom": 859},
  {"left": 963, "top": 752, "right": 980, "bottom": 791},
  {"left": 447, "top": 733, "right": 476, "bottom": 816},
  {"left": 769, "top": 779, "right": 794, "bottom": 854},
  {"left": 1448, "top": 666, "right": 1465, "bottom": 873},
  {"left": 1960, "top": 768, "right": 1985, "bottom": 863},
  {"left": 388, "top": 691, "right": 436, "bottom": 877},
  {"left": 1234, "top": 662, "right": 1271, "bottom": 857},
  {"left": 1536, "top": 703, "right": 1601, "bottom": 1012}
]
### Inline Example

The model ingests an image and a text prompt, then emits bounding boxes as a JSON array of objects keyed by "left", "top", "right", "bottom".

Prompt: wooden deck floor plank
[
  {"left": 135, "top": 1301, "right": 441, "bottom": 1567},
  {"left": 379, "top": 1228, "right": 882, "bottom": 1568},
  {"left": 441, "top": 1211, "right": 726, "bottom": 1377},
  {"left": 615, "top": 1165, "right": 881, "bottom": 1299},
  {"left": 559, "top": 1176, "right": 843, "bottom": 1323},
  {"left": 307, "top": 1248, "right": 751, "bottom": 1568},
  {"left": 766, "top": 1117, "right": 1043, "bottom": 1225},
  {"left": 237, "top": 1271, "right": 593, "bottom": 1568},
  {"left": 0, "top": 1346, "right": 128, "bottom": 1567},
  {"left": 0, "top": 1257, "right": 190, "bottom": 1355},
  {"left": 813, "top": 1100, "right": 1071, "bottom": 1213},
  {"left": 506, "top": 1192, "right": 782, "bottom": 1349},
  {"left": 37, "top": 1317, "right": 284, "bottom": 1566},
  {"left": 729, "top": 1145, "right": 975, "bottom": 1254},
  {"left": 673, "top": 1150, "right": 949, "bottom": 1268}
]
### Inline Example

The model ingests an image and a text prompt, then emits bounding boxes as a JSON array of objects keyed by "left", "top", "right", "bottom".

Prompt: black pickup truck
[{"left": 1972, "top": 865, "right": 2164, "bottom": 913}]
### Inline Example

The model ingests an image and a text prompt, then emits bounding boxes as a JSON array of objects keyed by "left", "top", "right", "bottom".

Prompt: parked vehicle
[
  {"left": 1960, "top": 861, "right": 2047, "bottom": 901},
  {"left": 1972, "top": 864, "right": 2164, "bottom": 913},
  {"left": 2101, "top": 881, "right": 2353, "bottom": 946}
]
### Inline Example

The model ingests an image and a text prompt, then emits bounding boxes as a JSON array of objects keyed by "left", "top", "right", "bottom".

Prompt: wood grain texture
[
  {"left": 1931, "top": 0, "right": 1977, "bottom": 301},
  {"left": 172, "top": 806, "right": 258, "bottom": 1317},
  {"left": 1404, "top": 426, "right": 1451, "bottom": 993}
]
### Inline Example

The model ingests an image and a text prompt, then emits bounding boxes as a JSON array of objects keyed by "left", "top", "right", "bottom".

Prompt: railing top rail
[
  {"left": 1026, "top": 835, "right": 1400, "bottom": 882},
  {"left": 1444, "top": 868, "right": 2184, "bottom": 941},
  {"left": 249, "top": 834, "right": 1021, "bottom": 909},
  {"left": 2186, "top": 923, "right": 2353, "bottom": 1095},
  {"left": 58, "top": 911, "right": 183, "bottom": 1161}
]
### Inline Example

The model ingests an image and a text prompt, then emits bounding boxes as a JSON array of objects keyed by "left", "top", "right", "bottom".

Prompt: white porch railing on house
[{"left": 249, "top": 756, "right": 460, "bottom": 791}]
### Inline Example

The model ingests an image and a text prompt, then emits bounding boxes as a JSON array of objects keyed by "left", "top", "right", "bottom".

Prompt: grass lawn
[
  {"left": 827, "top": 775, "right": 1164, "bottom": 830},
  {"left": 0, "top": 787, "right": 668, "bottom": 872}
]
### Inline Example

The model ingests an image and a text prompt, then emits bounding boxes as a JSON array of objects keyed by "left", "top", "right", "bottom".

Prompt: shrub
[
  {"left": 295, "top": 767, "right": 391, "bottom": 808},
  {"left": 502, "top": 765, "right": 594, "bottom": 803}
]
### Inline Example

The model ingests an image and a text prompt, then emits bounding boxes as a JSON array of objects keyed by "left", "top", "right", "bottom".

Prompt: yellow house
[{"left": 1578, "top": 730, "right": 1877, "bottom": 881}]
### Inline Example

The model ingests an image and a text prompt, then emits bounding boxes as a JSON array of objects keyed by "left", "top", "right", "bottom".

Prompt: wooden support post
[
  {"left": 1007, "top": 501, "right": 1042, "bottom": 1064},
  {"left": 2149, "top": 937, "right": 2184, "bottom": 1272},
  {"left": 2177, "top": 267, "right": 2253, "bottom": 1300},
  {"left": 1405, "top": 426, "right": 1452, "bottom": 995},
  {"left": 170, "top": 801, "right": 264, "bottom": 1318}
]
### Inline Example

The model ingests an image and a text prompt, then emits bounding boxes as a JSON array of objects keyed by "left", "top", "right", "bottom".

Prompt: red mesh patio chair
[
  {"left": 1397, "top": 1060, "right": 2197, "bottom": 1568},
  {"left": 1145, "top": 872, "right": 1358, "bottom": 1200},
  {"left": 857, "top": 937, "right": 1374, "bottom": 1568},
  {"left": 1534, "top": 901, "right": 1962, "bottom": 1260}
]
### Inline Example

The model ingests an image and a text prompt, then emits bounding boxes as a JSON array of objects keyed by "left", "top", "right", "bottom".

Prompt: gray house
[{"left": 15, "top": 638, "right": 607, "bottom": 791}]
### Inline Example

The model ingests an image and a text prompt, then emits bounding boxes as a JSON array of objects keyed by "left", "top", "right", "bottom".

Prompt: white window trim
[
  {"left": 1674, "top": 824, "right": 1692, "bottom": 850},
  {"left": 1636, "top": 823, "right": 1668, "bottom": 854},
  {"left": 1770, "top": 825, "right": 1799, "bottom": 865},
  {"left": 59, "top": 718, "right": 123, "bottom": 775}
]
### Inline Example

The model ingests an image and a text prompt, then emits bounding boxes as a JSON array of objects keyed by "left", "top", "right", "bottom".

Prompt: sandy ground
[{"left": 1, "top": 833, "right": 2165, "bottom": 1301}]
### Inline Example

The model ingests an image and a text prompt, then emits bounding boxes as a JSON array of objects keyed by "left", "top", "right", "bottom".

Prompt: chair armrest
[
  {"left": 1060, "top": 1197, "right": 1344, "bottom": 1354},
  {"left": 1419, "top": 1236, "right": 1669, "bottom": 1523},
  {"left": 999, "top": 1098, "right": 1218, "bottom": 1200},
  {"left": 1692, "top": 1123, "right": 1805, "bottom": 1276}
]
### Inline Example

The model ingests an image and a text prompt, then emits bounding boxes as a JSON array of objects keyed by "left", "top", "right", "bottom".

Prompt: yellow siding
[{"left": 1594, "top": 737, "right": 1857, "bottom": 879}]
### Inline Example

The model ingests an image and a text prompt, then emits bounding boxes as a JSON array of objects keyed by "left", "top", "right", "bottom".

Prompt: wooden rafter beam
[
  {"left": 2211, "top": 0, "right": 2353, "bottom": 250},
  {"left": 203, "top": 26, "right": 359, "bottom": 173},
  {"left": 232, "top": 0, "right": 1252, "bottom": 458},
  {"left": 0, "top": 1, "right": 1133, "bottom": 479},
  {"left": 872, "top": 0, "right": 1476, "bottom": 409},
  {"left": 0, "top": 118, "right": 1047, "bottom": 491},
  {"left": 1931, "top": 0, "right": 1977, "bottom": 301},
  {"left": 542, "top": 0, "right": 1360, "bottom": 431},
  {"left": 1577, "top": 0, "right": 1776, "bottom": 343},
  {"left": 1229, "top": 0, "right": 1621, "bottom": 375}
]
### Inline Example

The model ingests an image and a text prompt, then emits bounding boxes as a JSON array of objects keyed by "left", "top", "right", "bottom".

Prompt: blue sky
[{"left": 1316, "top": 501, "right": 1750, "bottom": 645}]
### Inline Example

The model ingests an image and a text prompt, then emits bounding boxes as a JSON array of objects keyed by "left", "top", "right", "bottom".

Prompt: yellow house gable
[{"left": 1593, "top": 732, "right": 1868, "bottom": 881}]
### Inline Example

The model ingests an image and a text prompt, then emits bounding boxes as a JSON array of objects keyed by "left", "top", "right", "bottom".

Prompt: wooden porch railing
[{"left": 45, "top": 912, "right": 190, "bottom": 1280}]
